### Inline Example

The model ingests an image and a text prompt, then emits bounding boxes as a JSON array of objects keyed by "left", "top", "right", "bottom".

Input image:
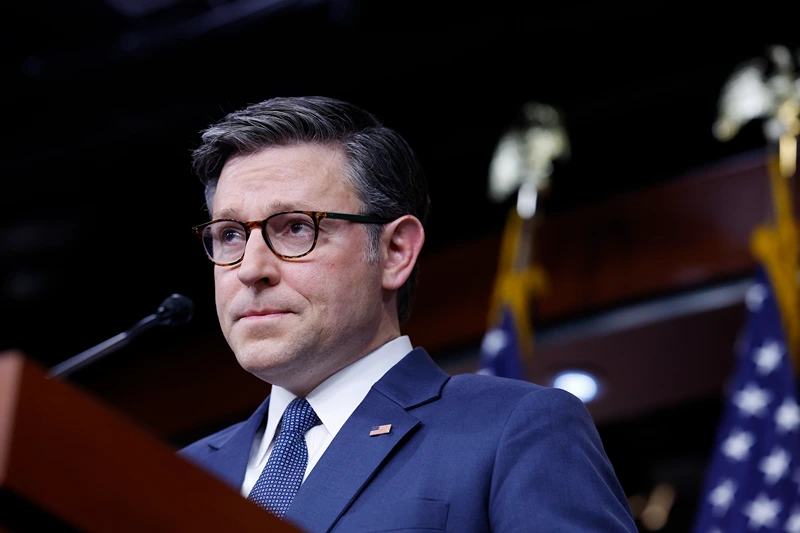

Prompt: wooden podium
[{"left": 0, "top": 350, "right": 300, "bottom": 532}]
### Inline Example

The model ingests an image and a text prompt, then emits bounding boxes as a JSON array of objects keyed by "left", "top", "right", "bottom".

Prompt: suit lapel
[
  {"left": 202, "top": 396, "right": 271, "bottom": 490},
  {"left": 285, "top": 348, "right": 449, "bottom": 533}
]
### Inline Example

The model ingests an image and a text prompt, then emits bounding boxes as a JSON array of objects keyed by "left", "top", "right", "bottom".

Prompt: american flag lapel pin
[{"left": 369, "top": 424, "right": 392, "bottom": 436}]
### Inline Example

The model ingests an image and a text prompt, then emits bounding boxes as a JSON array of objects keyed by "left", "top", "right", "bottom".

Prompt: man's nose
[{"left": 236, "top": 229, "right": 281, "bottom": 287}]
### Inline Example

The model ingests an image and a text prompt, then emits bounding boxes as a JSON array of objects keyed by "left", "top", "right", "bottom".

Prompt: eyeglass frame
[{"left": 192, "top": 210, "right": 393, "bottom": 266}]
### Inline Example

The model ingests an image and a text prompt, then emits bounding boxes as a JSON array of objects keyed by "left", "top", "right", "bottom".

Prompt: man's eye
[
  {"left": 220, "top": 228, "right": 245, "bottom": 244},
  {"left": 289, "top": 222, "right": 313, "bottom": 235}
]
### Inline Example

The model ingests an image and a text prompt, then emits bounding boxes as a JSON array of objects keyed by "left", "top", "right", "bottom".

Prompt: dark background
[{"left": 2, "top": 1, "right": 800, "bottom": 531}]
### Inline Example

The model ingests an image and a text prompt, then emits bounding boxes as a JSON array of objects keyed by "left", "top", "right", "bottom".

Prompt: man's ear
[{"left": 381, "top": 215, "right": 425, "bottom": 290}]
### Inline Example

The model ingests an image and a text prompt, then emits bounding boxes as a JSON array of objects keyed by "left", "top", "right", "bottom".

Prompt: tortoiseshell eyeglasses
[{"left": 192, "top": 210, "right": 391, "bottom": 266}]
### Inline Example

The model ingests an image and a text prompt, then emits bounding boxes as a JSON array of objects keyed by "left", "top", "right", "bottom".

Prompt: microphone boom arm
[
  {"left": 48, "top": 314, "right": 160, "bottom": 378},
  {"left": 48, "top": 294, "right": 193, "bottom": 379}
]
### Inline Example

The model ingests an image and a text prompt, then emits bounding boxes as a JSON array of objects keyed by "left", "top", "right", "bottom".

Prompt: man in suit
[{"left": 179, "top": 96, "right": 638, "bottom": 533}]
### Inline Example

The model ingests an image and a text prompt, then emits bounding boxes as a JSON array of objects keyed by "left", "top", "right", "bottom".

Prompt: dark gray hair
[{"left": 191, "top": 96, "right": 430, "bottom": 324}]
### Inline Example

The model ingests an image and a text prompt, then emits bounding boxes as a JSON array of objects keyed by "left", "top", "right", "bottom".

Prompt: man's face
[{"left": 212, "top": 143, "right": 387, "bottom": 395}]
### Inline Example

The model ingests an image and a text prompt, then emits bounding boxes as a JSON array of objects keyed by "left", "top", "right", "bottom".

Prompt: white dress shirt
[{"left": 241, "top": 335, "right": 414, "bottom": 497}]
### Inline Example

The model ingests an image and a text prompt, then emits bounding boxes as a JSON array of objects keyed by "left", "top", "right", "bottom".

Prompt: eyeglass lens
[{"left": 201, "top": 212, "right": 317, "bottom": 263}]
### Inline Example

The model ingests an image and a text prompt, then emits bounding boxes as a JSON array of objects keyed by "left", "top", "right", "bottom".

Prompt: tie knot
[{"left": 280, "top": 397, "right": 321, "bottom": 435}]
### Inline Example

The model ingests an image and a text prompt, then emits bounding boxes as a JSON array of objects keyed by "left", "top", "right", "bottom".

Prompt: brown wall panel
[{"left": 404, "top": 149, "right": 778, "bottom": 353}]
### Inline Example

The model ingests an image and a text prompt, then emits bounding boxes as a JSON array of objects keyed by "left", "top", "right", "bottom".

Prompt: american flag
[
  {"left": 693, "top": 266, "right": 800, "bottom": 533},
  {"left": 477, "top": 306, "right": 526, "bottom": 380}
]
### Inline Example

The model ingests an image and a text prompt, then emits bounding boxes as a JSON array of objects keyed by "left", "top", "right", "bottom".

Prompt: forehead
[{"left": 213, "top": 143, "right": 357, "bottom": 216}]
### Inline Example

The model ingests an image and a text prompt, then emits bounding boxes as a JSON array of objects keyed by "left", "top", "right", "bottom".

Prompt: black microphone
[
  {"left": 48, "top": 294, "right": 194, "bottom": 379},
  {"left": 154, "top": 293, "right": 195, "bottom": 327}
]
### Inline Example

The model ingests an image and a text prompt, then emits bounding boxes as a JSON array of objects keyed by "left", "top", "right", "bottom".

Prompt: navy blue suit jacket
[{"left": 179, "top": 348, "right": 637, "bottom": 533}]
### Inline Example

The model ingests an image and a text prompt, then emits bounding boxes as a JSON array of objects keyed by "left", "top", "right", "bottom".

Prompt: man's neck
[{"left": 281, "top": 330, "right": 402, "bottom": 397}]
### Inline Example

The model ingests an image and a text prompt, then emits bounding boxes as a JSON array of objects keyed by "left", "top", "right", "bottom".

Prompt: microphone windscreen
[{"left": 155, "top": 294, "right": 194, "bottom": 326}]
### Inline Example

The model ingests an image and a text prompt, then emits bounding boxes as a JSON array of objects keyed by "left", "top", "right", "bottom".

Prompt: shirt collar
[{"left": 263, "top": 335, "right": 413, "bottom": 446}]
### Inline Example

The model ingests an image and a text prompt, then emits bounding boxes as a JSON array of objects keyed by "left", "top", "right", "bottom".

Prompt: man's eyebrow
[
  {"left": 268, "top": 201, "right": 313, "bottom": 212},
  {"left": 213, "top": 207, "right": 239, "bottom": 219},
  {"left": 213, "top": 202, "right": 313, "bottom": 220}
]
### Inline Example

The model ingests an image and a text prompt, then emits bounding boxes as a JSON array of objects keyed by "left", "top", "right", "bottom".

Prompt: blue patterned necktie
[{"left": 247, "top": 397, "right": 322, "bottom": 518}]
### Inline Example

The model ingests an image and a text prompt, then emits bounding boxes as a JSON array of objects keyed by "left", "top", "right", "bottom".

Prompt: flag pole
[
  {"left": 486, "top": 208, "right": 547, "bottom": 361},
  {"left": 478, "top": 101, "right": 567, "bottom": 378},
  {"left": 692, "top": 47, "right": 800, "bottom": 533},
  {"left": 750, "top": 154, "right": 799, "bottom": 369},
  {"left": 713, "top": 44, "right": 800, "bottom": 370}
]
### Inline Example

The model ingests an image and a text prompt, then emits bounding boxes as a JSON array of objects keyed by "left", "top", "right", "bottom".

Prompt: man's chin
[{"left": 234, "top": 349, "right": 290, "bottom": 378}]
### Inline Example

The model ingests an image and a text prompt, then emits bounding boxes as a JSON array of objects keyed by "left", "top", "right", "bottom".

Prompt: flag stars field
[
  {"left": 785, "top": 508, "right": 800, "bottom": 533},
  {"left": 708, "top": 479, "right": 736, "bottom": 515},
  {"left": 758, "top": 447, "right": 790, "bottom": 484},
  {"left": 775, "top": 398, "right": 800, "bottom": 433},
  {"left": 733, "top": 382, "right": 773, "bottom": 417},
  {"left": 480, "top": 329, "right": 510, "bottom": 359},
  {"left": 692, "top": 270, "right": 800, "bottom": 533},
  {"left": 722, "top": 429, "right": 756, "bottom": 461},
  {"left": 745, "top": 283, "right": 768, "bottom": 312},
  {"left": 742, "top": 493, "right": 781, "bottom": 529},
  {"left": 754, "top": 341, "right": 784, "bottom": 375}
]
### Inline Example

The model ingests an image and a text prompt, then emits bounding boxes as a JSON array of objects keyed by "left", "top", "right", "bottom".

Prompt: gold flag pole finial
[
  {"left": 713, "top": 45, "right": 800, "bottom": 178},
  {"left": 489, "top": 102, "right": 571, "bottom": 220},
  {"left": 714, "top": 45, "right": 800, "bottom": 367}
]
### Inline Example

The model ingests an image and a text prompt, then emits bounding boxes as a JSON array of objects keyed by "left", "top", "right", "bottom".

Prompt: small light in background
[
  {"left": 640, "top": 482, "right": 676, "bottom": 531},
  {"left": 552, "top": 370, "right": 599, "bottom": 403}
]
